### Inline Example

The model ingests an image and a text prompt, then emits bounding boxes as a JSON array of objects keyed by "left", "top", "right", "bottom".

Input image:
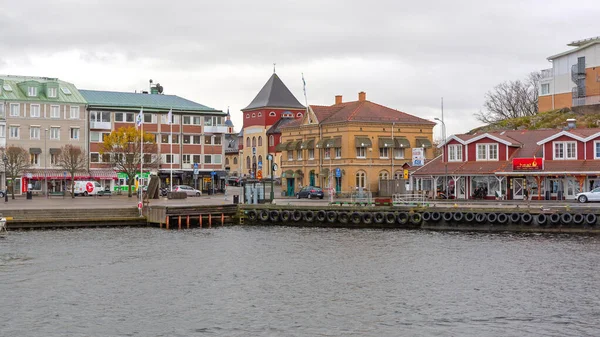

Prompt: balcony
[
  {"left": 540, "top": 68, "right": 553, "bottom": 79},
  {"left": 203, "top": 125, "right": 228, "bottom": 134},
  {"left": 572, "top": 95, "right": 600, "bottom": 107},
  {"left": 90, "top": 121, "right": 111, "bottom": 130}
]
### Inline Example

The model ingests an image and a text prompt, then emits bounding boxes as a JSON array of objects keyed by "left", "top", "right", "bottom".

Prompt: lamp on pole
[
  {"left": 267, "top": 153, "right": 274, "bottom": 201},
  {"left": 3, "top": 154, "right": 8, "bottom": 203},
  {"left": 44, "top": 128, "right": 48, "bottom": 198},
  {"left": 434, "top": 118, "right": 447, "bottom": 199},
  {"left": 326, "top": 143, "right": 332, "bottom": 202}
]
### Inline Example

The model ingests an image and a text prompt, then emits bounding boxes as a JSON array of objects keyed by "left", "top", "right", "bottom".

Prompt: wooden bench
[{"left": 48, "top": 192, "right": 65, "bottom": 198}]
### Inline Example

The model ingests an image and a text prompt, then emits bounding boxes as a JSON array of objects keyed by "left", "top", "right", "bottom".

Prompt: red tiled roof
[{"left": 311, "top": 100, "right": 435, "bottom": 125}]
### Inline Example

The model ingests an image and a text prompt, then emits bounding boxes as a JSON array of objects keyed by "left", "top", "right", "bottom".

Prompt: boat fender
[
  {"left": 442, "top": 212, "right": 453, "bottom": 222},
  {"left": 572, "top": 213, "right": 584, "bottom": 225},
  {"left": 316, "top": 210, "right": 327, "bottom": 222},
  {"left": 510, "top": 213, "right": 521, "bottom": 223},
  {"left": 430, "top": 212, "right": 442, "bottom": 222},
  {"left": 585, "top": 213, "right": 597, "bottom": 226},
  {"left": 486, "top": 213, "right": 498, "bottom": 223},
  {"left": 351, "top": 212, "right": 362, "bottom": 224},
  {"left": 520, "top": 213, "right": 533, "bottom": 224},
  {"left": 549, "top": 213, "right": 560, "bottom": 225},
  {"left": 269, "top": 210, "right": 280, "bottom": 222},
  {"left": 452, "top": 212, "right": 464, "bottom": 223},
  {"left": 536, "top": 213, "right": 547, "bottom": 226},
  {"left": 247, "top": 209, "right": 258, "bottom": 221},
  {"left": 303, "top": 210, "right": 315, "bottom": 222},
  {"left": 373, "top": 212, "right": 385, "bottom": 224},
  {"left": 560, "top": 213, "right": 573, "bottom": 225},
  {"left": 362, "top": 212, "right": 373, "bottom": 224},
  {"left": 397, "top": 212, "right": 409, "bottom": 225},
  {"left": 496, "top": 213, "right": 509, "bottom": 224},
  {"left": 338, "top": 212, "right": 349, "bottom": 223},
  {"left": 421, "top": 212, "right": 432, "bottom": 222},
  {"left": 292, "top": 210, "right": 303, "bottom": 222},
  {"left": 280, "top": 210, "right": 291, "bottom": 221},
  {"left": 409, "top": 212, "right": 422, "bottom": 225},
  {"left": 475, "top": 213, "right": 487, "bottom": 223},
  {"left": 464, "top": 212, "right": 475, "bottom": 223},
  {"left": 326, "top": 211, "right": 337, "bottom": 223},
  {"left": 259, "top": 209, "right": 270, "bottom": 222},
  {"left": 385, "top": 212, "right": 396, "bottom": 224}
]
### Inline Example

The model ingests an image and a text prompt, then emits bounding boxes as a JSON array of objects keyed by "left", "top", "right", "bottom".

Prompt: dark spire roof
[{"left": 243, "top": 73, "right": 305, "bottom": 111}]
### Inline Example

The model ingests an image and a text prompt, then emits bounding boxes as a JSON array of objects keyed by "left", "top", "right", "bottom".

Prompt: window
[
  {"left": 214, "top": 155, "right": 222, "bottom": 164},
  {"left": 90, "top": 132, "right": 100, "bottom": 142},
  {"left": 205, "top": 135, "right": 214, "bottom": 145},
  {"left": 0, "top": 125, "right": 5, "bottom": 138},
  {"left": 0, "top": 104, "right": 4, "bottom": 119},
  {"left": 246, "top": 114, "right": 249, "bottom": 119},
  {"left": 50, "top": 153, "right": 59, "bottom": 165},
  {"left": 448, "top": 144, "right": 463, "bottom": 161},
  {"left": 476, "top": 143, "right": 498, "bottom": 161},
  {"left": 70, "top": 106, "right": 80, "bottom": 119},
  {"left": 335, "top": 148, "right": 342, "bottom": 158},
  {"left": 394, "top": 148, "right": 404, "bottom": 159},
  {"left": 115, "top": 112, "right": 123, "bottom": 122},
  {"left": 182, "top": 154, "right": 191, "bottom": 164},
  {"left": 252, "top": 137, "right": 256, "bottom": 147},
  {"left": 233, "top": 157, "right": 237, "bottom": 165},
  {"left": 356, "top": 171, "right": 366, "bottom": 189},
  {"left": 258, "top": 136, "right": 262, "bottom": 146},
  {"left": 225, "top": 158, "right": 230, "bottom": 165},
  {"left": 125, "top": 113, "right": 135, "bottom": 123},
  {"left": 161, "top": 134, "right": 179, "bottom": 144},
  {"left": 269, "top": 111, "right": 276, "bottom": 117},
  {"left": 47, "top": 87, "right": 57, "bottom": 98},
  {"left": 287, "top": 151, "right": 293, "bottom": 161},
  {"left": 257, "top": 112, "right": 262, "bottom": 117},
  {"left": 90, "top": 111, "right": 111, "bottom": 123},
  {"left": 30, "top": 153, "right": 40, "bottom": 165},
  {"left": 246, "top": 137, "right": 250, "bottom": 147},
  {"left": 30, "top": 127, "right": 40, "bottom": 139},
  {"left": 297, "top": 150, "right": 303, "bottom": 160},
  {"left": 379, "top": 171, "right": 389, "bottom": 180},
  {"left": 143, "top": 113, "right": 153, "bottom": 123},
  {"left": 9, "top": 126, "right": 19, "bottom": 139},
  {"left": 214, "top": 136, "right": 222, "bottom": 145},
  {"left": 204, "top": 155, "right": 212, "bottom": 164},
  {"left": 10, "top": 103, "right": 20, "bottom": 117},
  {"left": 50, "top": 105, "right": 60, "bottom": 118},
  {"left": 308, "top": 149, "right": 315, "bottom": 160},
  {"left": 379, "top": 147, "right": 389, "bottom": 158},
  {"left": 165, "top": 154, "right": 178, "bottom": 164},
  {"left": 183, "top": 135, "right": 191, "bottom": 144},
  {"left": 269, "top": 135, "right": 274, "bottom": 146},
  {"left": 50, "top": 127, "right": 60, "bottom": 140},
  {"left": 554, "top": 141, "right": 576, "bottom": 160},
  {"left": 252, "top": 113, "right": 256, "bottom": 118},
  {"left": 28, "top": 86, "right": 37, "bottom": 97},
  {"left": 595, "top": 141, "right": 600, "bottom": 159},
  {"left": 193, "top": 155, "right": 201, "bottom": 164},
  {"left": 70, "top": 128, "right": 80, "bottom": 140},
  {"left": 296, "top": 113, "right": 302, "bottom": 117},
  {"left": 29, "top": 104, "right": 40, "bottom": 118},
  {"left": 61, "top": 87, "right": 71, "bottom": 95},
  {"left": 541, "top": 83, "right": 550, "bottom": 95},
  {"left": 161, "top": 114, "right": 179, "bottom": 124},
  {"left": 183, "top": 116, "right": 192, "bottom": 125},
  {"left": 324, "top": 148, "right": 331, "bottom": 159},
  {"left": 356, "top": 146, "right": 366, "bottom": 158}
]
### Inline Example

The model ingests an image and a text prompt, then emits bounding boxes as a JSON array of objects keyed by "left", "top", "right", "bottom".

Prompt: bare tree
[
  {"left": 100, "top": 126, "right": 158, "bottom": 197},
  {"left": 476, "top": 72, "right": 541, "bottom": 124},
  {"left": 0, "top": 146, "right": 31, "bottom": 199},
  {"left": 57, "top": 145, "right": 88, "bottom": 198}
]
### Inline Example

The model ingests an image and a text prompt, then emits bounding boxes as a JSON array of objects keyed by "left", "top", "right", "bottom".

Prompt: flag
[
  {"left": 136, "top": 108, "right": 144, "bottom": 128},
  {"left": 167, "top": 108, "right": 173, "bottom": 125},
  {"left": 302, "top": 73, "right": 306, "bottom": 96}
]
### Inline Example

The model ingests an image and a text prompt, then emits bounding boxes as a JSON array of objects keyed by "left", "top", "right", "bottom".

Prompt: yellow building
[{"left": 279, "top": 92, "right": 435, "bottom": 196}]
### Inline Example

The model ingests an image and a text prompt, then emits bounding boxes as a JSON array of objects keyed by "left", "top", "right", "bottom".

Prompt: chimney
[
  {"left": 335, "top": 95, "right": 342, "bottom": 105},
  {"left": 566, "top": 118, "right": 577, "bottom": 129},
  {"left": 358, "top": 91, "right": 366, "bottom": 102}
]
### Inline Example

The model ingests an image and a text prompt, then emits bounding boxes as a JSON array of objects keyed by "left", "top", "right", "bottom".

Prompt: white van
[{"left": 73, "top": 181, "right": 103, "bottom": 196}]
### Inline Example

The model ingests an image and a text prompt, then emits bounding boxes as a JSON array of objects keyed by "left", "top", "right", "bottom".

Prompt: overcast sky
[{"left": 1, "top": 0, "right": 598, "bottom": 139}]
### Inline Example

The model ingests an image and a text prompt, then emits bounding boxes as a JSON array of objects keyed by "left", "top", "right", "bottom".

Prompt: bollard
[
  {"left": 186, "top": 215, "right": 190, "bottom": 229},
  {"left": 178, "top": 215, "right": 181, "bottom": 230},
  {"left": 221, "top": 213, "right": 224, "bottom": 226},
  {"left": 209, "top": 214, "right": 212, "bottom": 228},
  {"left": 199, "top": 214, "right": 202, "bottom": 228},
  {"left": 166, "top": 216, "right": 170, "bottom": 230}
]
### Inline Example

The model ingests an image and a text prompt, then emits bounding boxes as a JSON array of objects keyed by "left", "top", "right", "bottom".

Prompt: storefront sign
[{"left": 512, "top": 158, "right": 543, "bottom": 171}]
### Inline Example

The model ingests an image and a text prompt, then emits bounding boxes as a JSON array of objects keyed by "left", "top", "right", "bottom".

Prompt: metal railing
[
  {"left": 392, "top": 192, "right": 427, "bottom": 205},
  {"left": 540, "top": 68, "right": 553, "bottom": 79}
]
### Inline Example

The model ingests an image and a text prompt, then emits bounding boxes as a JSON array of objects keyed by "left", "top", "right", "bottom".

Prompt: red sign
[
  {"left": 86, "top": 182, "right": 94, "bottom": 193},
  {"left": 512, "top": 158, "right": 543, "bottom": 171}
]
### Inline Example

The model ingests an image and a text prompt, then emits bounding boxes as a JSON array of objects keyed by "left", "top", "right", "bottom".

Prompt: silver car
[{"left": 173, "top": 185, "right": 202, "bottom": 196}]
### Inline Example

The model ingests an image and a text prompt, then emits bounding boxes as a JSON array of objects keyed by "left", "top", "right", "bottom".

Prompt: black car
[{"left": 296, "top": 186, "right": 324, "bottom": 199}]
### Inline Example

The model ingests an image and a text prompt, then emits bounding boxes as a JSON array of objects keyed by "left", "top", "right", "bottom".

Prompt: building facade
[
  {"left": 539, "top": 37, "right": 600, "bottom": 112},
  {"left": 80, "top": 89, "right": 227, "bottom": 193},
  {"left": 413, "top": 120, "right": 600, "bottom": 200},
  {"left": 240, "top": 73, "right": 305, "bottom": 179},
  {"left": 0, "top": 75, "right": 87, "bottom": 195},
  {"left": 279, "top": 92, "right": 435, "bottom": 196}
]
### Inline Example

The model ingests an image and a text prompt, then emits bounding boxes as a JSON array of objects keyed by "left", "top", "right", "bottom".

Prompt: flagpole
[
  {"left": 170, "top": 108, "right": 173, "bottom": 192},
  {"left": 302, "top": 73, "right": 308, "bottom": 116},
  {"left": 139, "top": 107, "right": 144, "bottom": 216}
]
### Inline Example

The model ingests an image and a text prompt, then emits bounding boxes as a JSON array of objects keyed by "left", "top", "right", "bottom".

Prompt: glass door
[{"left": 513, "top": 178, "right": 524, "bottom": 200}]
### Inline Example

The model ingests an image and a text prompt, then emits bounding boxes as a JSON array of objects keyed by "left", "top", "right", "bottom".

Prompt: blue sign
[
  {"left": 211, "top": 171, "right": 216, "bottom": 176},
  {"left": 63, "top": 171, "right": 67, "bottom": 178},
  {"left": 258, "top": 161, "right": 263, "bottom": 169},
  {"left": 193, "top": 163, "right": 199, "bottom": 169},
  {"left": 335, "top": 168, "right": 341, "bottom": 178}
]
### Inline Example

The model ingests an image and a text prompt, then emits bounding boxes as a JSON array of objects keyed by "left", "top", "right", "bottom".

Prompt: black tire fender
[
  {"left": 475, "top": 213, "right": 487, "bottom": 223},
  {"left": 280, "top": 210, "right": 291, "bottom": 221},
  {"left": 303, "top": 210, "right": 315, "bottom": 222},
  {"left": 338, "top": 212, "right": 349, "bottom": 223},
  {"left": 397, "top": 212, "right": 409, "bottom": 225},
  {"left": 269, "top": 210, "right": 280, "bottom": 222},
  {"left": 560, "top": 213, "right": 573, "bottom": 225},
  {"left": 410, "top": 212, "right": 422, "bottom": 225},
  {"left": 316, "top": 210, "right": 327, "bottom": 222},
  {"left": 497, "top": 213, "right": 508, "bottom": 224},
  {"left": 385, "top": 212, "right": 396, "bottom": 224},
  {"left": 373, "top": 212, "right": 385, "bottom": 224},
  {"left": 464, "top": 212, "right": 475, "bottom": 222},
  {"left": 326, "top": 211, "right": 337, "bottom": 223},
  {"left": 351, "top": 212, "right": 362, "bottom": 224},
  {"left": 259, "top": 209, "right": 270, "bottom": 221},
  {"left": 247, "top": 209, "right": 258, "bottom": 221},
  {"left": 430, "top": 212, "right": 441, "bottom": 222},
  {"left": 521, "top": 213, "right": 533, "bottom": 224}
]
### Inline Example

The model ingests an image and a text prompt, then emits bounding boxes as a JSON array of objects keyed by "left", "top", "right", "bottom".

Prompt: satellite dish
[{"left": 156, "top": 83, "right": 163, "bottom": 94}]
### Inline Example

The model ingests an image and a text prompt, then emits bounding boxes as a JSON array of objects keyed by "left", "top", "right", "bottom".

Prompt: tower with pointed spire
[{"left": 240, "top": 72, "right": 305, "bottom": 179}]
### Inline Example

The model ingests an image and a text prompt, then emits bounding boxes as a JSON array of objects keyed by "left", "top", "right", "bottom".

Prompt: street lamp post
[
  {"left": 326, "top": 144, "right": 333, "bottom": 203},
  {"left": 434, "top": 118, "right": 447, "bottom": 199},
  {"left": 44, "top": 128, "right": 48, "bottom": 198},
  {"left": 3, "top": 154, "right": 8, "bottom": 203},
  {"left": 267, "top": 153, "right": 274, "bottom": 201}
]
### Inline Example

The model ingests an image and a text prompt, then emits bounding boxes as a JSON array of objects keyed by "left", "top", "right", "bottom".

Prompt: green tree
[{"left": 99, "top": 126, "right": 158, "bottom": 197}]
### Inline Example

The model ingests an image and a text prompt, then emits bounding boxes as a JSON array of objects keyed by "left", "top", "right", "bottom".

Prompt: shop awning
[
  {"left": 29, "top": 148, "right": 42, "bottom": 154},
  {"left": 275, "top": 142, "right": 289, "bottom": 151},
  {"left": 394, "top": 137, "right": 410, "bottom": 148},
  {"left": 416, "top": 138, "right": 432, "bottom": 148},
  {"left": 301, "top": 139, "right": 315, "bottom": 149},
  {"left": 49, "top": 148, "right": 61, "bottom": 155},
  {"left": 25, "top": 169, "right": 90, "bottom": 180},
  {"left": 355, "top": 137, "right": 372, "bottom": 148},
  {"left": 315, "top": 139, "right": 327, "bottom": 148},
  {"left": 378, "top": 138, "right": 394, "bottom": 148},
  {"left": 333, "top": 137, "right": 342, "bottom": 148},
  {"left": 282, "top": 169, "right": 295, "bottom": 178},
  {"left": 287, "top": 140, "right": 301, "bottom": 151},
  {"left": 323, "top": 138, "right": 336, "bottom": 148},
  {"left": 90, "top": 169, "right": 118, "bottom": 180}
]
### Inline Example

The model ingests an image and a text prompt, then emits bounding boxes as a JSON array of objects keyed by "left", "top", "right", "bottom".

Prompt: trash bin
[
  {"left": 26, "top": 191, "right": 33, "bottom": 200},
  {"left": 233, "top": 195, "right": 239, "bottom": 204}
]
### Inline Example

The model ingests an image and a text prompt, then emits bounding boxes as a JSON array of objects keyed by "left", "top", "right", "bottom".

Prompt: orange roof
[{"left": 311, "top": 100, "right": 435, "bottom": 125}]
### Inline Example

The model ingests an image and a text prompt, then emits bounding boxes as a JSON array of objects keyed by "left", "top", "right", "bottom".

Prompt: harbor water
[{"left": 1, "top": 227, "right": 599, "bottom": 336}]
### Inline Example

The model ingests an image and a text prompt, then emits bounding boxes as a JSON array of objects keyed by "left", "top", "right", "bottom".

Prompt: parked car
[
  {"left": 173, "top": 185, "right": 202, "bottom": 196},
  {"left": 296, "top": 186, "right": 324, "bottom": 199},
  {"left": 576, "top": 187, "right": 600, "bottom": 203}
]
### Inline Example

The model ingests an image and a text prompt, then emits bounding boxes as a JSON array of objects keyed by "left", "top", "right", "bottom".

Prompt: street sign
[
  {"left": 412, "top": 148, "right": 424, "bottom": 166},
  {"left": 272, "top": 163, "right": 278, "bottom": 172},
  {"left": 335, "top": 168, "right": 341, "bottom": 178},
  {"left": 252, "top": 147, "right": 256, "bottom": 155},
  {"left": 403, "top": 169, "right": 409, "bottom": 180},
  {"left": 266, "top": 154, "right": 273, "bottom": 161},
  {"left": 193, "top": 163, "right": 198, "bottom": 169},
  {"left": 258, "top": 161, "right": 262, "bottom": 169},
  {"left": 63, "top": 171, "right": 67, "bottom": 178},
  {"left": 193, "top": 163, "right": 199, "bottom": 175},
  {"left": 211, "top": 171, "right": 216, "bottom": 176},
  {"left": 257, "top": 170, "right": 263, "bottom": 179}
]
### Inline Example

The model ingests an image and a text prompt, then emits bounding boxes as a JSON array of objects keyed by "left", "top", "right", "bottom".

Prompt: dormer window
[
  {"left": 61, "top": 87, "right": 71, "bottom": 95},
  {"left": 3, "top": 84, "right": 12, "bottom": 91},
  {"left": 448, "top": 144, "right": 462, "bottom": 161},
  {"left": 47, "top": 87, "right": 58, "bottom": 98},
  {"left": 553, "top": 141, "right": 576, "bottom": 160},
  {"left": 28, "top": 86, "right": 37, "bottom": 97},
  {"left": 476, "top": 143, "right": 498, "bottom": 161}
]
